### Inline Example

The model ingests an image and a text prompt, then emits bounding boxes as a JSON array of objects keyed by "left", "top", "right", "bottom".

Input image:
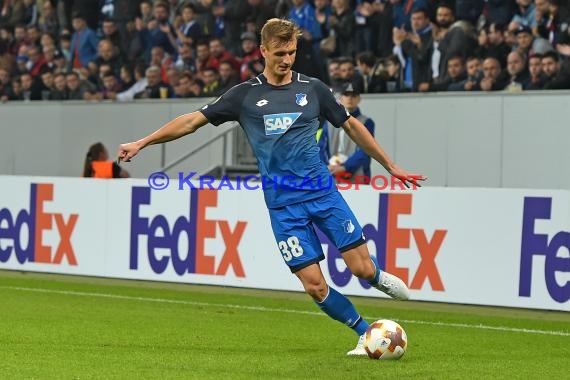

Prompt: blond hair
[{"left": 260, "top": 18, "right": 302, "bottom": 48}]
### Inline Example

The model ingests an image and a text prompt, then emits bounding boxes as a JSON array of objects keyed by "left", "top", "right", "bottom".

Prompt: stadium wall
[
  {"left": 0, "top": 175, "right": 568, "bottom": 311},
  {"left": 0, "top": 92, "right": 569, "bottom": 190}
]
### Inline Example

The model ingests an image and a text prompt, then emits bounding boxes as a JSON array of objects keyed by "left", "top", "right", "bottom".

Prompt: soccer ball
[{"left": 364, "top": 319, "right": 407, "bottom": 360}]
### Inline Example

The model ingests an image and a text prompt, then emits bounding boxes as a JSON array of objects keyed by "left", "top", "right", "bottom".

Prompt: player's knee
[{"left": 303, "top": 281, "right": 328, "bottom": 301}]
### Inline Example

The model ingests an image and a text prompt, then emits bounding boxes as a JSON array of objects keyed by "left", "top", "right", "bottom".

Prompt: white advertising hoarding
[{"left": 0, "top": 176, "right": 568, "bottom": 311}]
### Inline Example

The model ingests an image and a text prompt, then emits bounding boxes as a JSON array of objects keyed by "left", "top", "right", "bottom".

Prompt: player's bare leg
[
  {"left": 342, "top": 244, "right": 410, "bottom": 301},
  {"left": 295, "top": 263, "right": 370, "bottom": 355}
]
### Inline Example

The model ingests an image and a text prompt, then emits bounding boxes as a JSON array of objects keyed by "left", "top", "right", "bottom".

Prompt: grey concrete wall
[{"left": 1, "top": 92, "right": 569, "bottom": 189}]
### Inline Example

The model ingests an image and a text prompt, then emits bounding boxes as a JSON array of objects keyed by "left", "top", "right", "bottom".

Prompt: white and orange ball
[{"left": 364, "top": 319, "right": 407, "bottom": 360}]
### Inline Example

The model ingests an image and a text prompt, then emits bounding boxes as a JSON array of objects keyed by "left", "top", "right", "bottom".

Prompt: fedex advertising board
[{"left": 0, "top": 176, "right": 568, "bottom": 311}]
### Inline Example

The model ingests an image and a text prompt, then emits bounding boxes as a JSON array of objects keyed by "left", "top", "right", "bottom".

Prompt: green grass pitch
[{"left": 0, "top": 270, "right": 568, "bottom": 379}]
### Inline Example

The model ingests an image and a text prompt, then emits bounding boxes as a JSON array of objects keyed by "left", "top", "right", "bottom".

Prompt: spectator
[
  {"left": 19, "top": 71, "right": 40, "bottom": 100},
  {"left": 174, "top": 43, "right": 197, "bottom": 73},
  {"left": 100, "top": 71, "right": 121, "bottom": 99},
  {"left": 486, "top": 0, "right": 516, "bottom": 25},
  {"left": 70, "top": 12, "right": 99, "bottom": 70},
  {"left": 150, "top": 45, "right": 173, "bottom": 83},
  {"left": 247, "top": 0, "right": 278, "bottom": 38},
  {"left": 541, "top": 50, "right": 562, "bottom": 86},
  {"left": 116, "top": 62, "right": 148, "bottom": 101},
  {"left": 537, "top": 0, "right": 570, "bottom": 47},
  {"left": 39, "top": 68, "right": 54, "bottom": 99},
  {"left": 526, "top": 53, "right": 548, "bottom": 89},
  {"left": 38, "top": 0, "right": 59, "bottom": 36},
  {"left": 174, "top": 71, "right": 201, "bottom": 98},
  {"left": 216, "top": 60, "right": 240, "bottom": 95},
  {"left": 100, "top": 18, "right": 128, "bottom": 60},
  {"left": 139, "top": 0, "right": 153, "bottom": 24},
  {"left": 485, "top": 22, "right": 511, "bottom": 69},
  {"left": 504, "top": 50, "right": 530, "bottom": 91},
  {"left": 455, "top": 0, "right": 485, "bottom": 25},
  {"left": 91, "top": 39, "right": 122, "bottom": 77},
  {"left": 195, "top": 40, "right": 217, "bottom": 76},
  {"left": 477, "top": 56, "right": 509, "bottom": 91},
  {"left": 137, "top": 65, "right": 173, "bottom": 99},
  {"left": 209, "top": 38, "right": 240, "bottom": 72},
  {"left": 289, "top": 0, "right": 322, "bottom": 49},
  {"left": 329, "top": 0, "right": 355, "bottom": 58},
  {"left": 138, "top": 1, "right": 177, "bottom": 62},
  {"left": 40, "top": 32, "right": 56, "bottom": 51},
  {"left": 314, "top": 0, "right": 332, "bottom": 42},
  {"left": 216, "top": 0, "right": 250, "bottom": 56},
  {"left": 192, "top": 0, "right": 216, "bottom": 39},
  {"left": 26, "top": 45, "right": 46, "bottom": 76},
  {"left": 383, "top": 54, "right": 406, "bottom": 92},
  {"left": 431, "top": 3, "right": 456, "bottom": 80},
  {"left": 514, "top": 24, "right": 553, "bottom": 57},
  {"left": 326, "top": 57, "right": 342, "bottom": 89},
  {"left": 327, "top": 83, "right": 374, "bottom": 184},
  {"left": 511, "top": 0, "right": 537, "bottom": 29},
  {"left": 436, "top": 20, "right": 478, "bottom": 84},
  {"left": 200, "top": 67, "right": 219, "bottom": 97},
  {"left": 423, "top": 55, "right": 467, "bottom": 92},
  {"left": 356, "top": 51, "right": 386, "bottom": 93},
  {"left": 119, "top": 64, "right": 135, "bottom": 89},
  {"left": 238, "top": 31, "right": 262, "bottom": 81},
  {"left": 9, "top": 76, "right": 22, "bottom": 100},
  {"left": 394, "top": 8, "right": 433, "bottom": 91},
  {"left": 177, "top": 3, "right": 201, "bottom": 47},
  {"left": 452, "top": 56, "right": 483, "bottom": 91},
  {"left": 65, "top": 71, "right": 87, "bottom": 100},
  {"left": 83, "top": 142, "right": 129, "bottom": 178},
  {"left": 50, "top": 71, "right": 67, "bottom": 100},
  {"left": 338, "top": 58, "right": 364, "bottom": 93},
  {"left": 0, "top": 67, "right": 13, "bottom": 100}
]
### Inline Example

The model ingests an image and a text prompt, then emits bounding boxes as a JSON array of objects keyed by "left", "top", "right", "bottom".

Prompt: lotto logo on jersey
[
  {"left": 263, "top": 112, "right": 301, "bottom": 135},
  {"left": 129, "top": 187, "right": 247, "bottom": 277},
  {"left": 320, "top": 193, "right": 447, "bottom": 292}
]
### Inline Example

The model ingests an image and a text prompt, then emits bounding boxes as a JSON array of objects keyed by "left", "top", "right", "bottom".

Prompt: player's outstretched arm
[
  {"left": 341, "top": 116, "right": 425, "bottom": 187},
  {"left": 117, "top": 111, "right": 210, "bottom": 163}
]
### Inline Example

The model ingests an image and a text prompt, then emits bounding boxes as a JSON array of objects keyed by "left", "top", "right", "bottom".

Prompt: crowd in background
[{"left": 1, "top": 0, "right": 570, "bottom": 102}]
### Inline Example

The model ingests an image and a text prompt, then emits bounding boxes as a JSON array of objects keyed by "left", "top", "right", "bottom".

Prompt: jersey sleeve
[
  {"left": 199, "top": 83, "right": 245, "bottom": 126},
  {"left": 314, "top": 80, "right": 350, "bottom": 128}
]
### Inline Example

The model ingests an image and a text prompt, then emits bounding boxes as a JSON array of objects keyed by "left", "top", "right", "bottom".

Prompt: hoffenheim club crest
[{"left": 295, "top": 93, "right": 308, "bottom": 106}]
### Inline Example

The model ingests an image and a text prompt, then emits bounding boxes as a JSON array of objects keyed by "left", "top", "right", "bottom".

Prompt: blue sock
[
  {"left": 316, "top": 287, "right": 369, "bottom": 336},
  {"left": 367, "top": 255, "right": 382, "bottom": 287}
]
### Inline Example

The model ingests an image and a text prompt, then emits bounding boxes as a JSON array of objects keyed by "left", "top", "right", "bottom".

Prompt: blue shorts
[{"left": 268, "top": 191, "right": 365, "bottom": 273}]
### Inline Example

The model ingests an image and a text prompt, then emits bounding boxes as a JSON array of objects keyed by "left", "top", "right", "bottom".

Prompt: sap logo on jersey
[
  {"left": 130, "top": 187, "right": 247, "bottom": 277},
  {"left": 319, "top": 193, "right": 447, "bottom": 292},
  {"left": 519, "top": 197, "right": 569, "bottom": 303},
  {"left": 0, "top": 183, "right": 78, "bottom": 266},
  {"left": 263, "top": 112, "right": 301, "bottom": 135}
]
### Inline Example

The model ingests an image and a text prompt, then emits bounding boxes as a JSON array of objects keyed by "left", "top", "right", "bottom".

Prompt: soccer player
[{"left": 117, "top": 18, "right": 423, "bottom": 356}]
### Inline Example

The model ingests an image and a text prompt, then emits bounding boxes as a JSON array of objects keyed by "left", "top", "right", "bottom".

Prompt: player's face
[
  {"left": 261, "top": 38, "right": 297, "bottom": 79},
  {"left": 340, "top": 93, "right": 360, "bottom": 111}
]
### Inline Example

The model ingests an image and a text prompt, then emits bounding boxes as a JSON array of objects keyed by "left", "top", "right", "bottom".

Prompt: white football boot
[
  {"left": 375, "top": 271, "right": 410, "bottom": 300},
  {"left": 346, "top": 334, "right": 367, "bottom": 356}
]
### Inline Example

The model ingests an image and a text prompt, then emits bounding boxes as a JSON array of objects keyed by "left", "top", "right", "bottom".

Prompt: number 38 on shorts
[{"left": 278, "top": 236, "right": 304, "bottom": 261}]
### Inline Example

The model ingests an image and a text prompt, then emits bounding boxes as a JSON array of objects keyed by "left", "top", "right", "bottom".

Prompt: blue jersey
[{"left": 200, "top": 72, "right": 350, "bottom": 208}]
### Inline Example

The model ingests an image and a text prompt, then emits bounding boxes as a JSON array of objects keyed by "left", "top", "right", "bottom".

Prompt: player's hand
[
  {"left": 328, "top": 164, "right": 346, "bottom": 175},
  {"left": 117, "top": 142, "right": 141, "bottom": 163},
  {"left": 389, "top": 164, "right": 426, "bottom": 189}
]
